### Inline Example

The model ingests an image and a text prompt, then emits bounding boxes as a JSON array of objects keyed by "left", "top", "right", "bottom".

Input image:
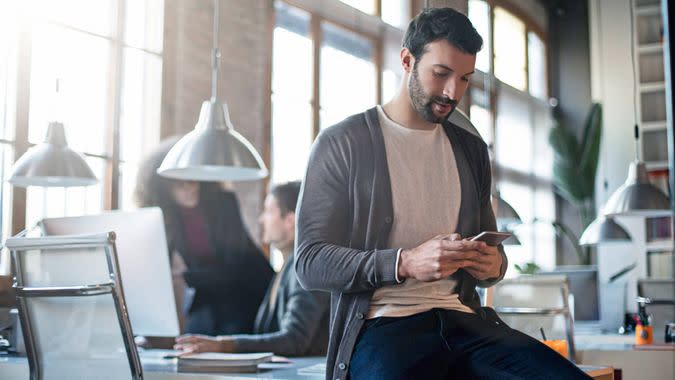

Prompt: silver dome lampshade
[
  {"left": 603, "top": 160, "right": 670, "bottom": 217},
  {"left": 493, "top": 194, "right": 522, "bottom": 246},
  {"left": 8, "top": 122, "right": 97, "bottom": 187},
  {"left": 494, "top": 192, "right": 523, "bottom": 227},
  {"left": 579, "top": 215, "right": 632, "bottom": 246},
  {"left": 157, "top": 100, "right": 268, "bottom": 181},
  {"left": 501, "top": 232, "right": 521, "bottom": 246}
]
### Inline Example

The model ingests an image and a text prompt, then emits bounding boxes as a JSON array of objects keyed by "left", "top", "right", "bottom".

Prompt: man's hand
[
  {"left": 397, "top": 233, "right": 485, "bottom": 282},
  {"left": 174, "top": 334, "right": 235, "bottom": 356},
  {"left": 463, "top": 241, "right": 503, "bottom": 281}
]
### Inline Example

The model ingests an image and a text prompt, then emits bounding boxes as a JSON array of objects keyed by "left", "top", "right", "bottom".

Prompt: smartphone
[{"left": 470, "top": 231, "right": 512, "bottom": 246}]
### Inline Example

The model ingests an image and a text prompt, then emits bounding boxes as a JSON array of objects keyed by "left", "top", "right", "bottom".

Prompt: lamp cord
[
  {"left": 597, "top": 0, "right": 608, "bottom": 196},
  {"left": 211, "top": 0, "right": 220, "bottom": 100},
  {"left": 629, "top": 0, "right": 640, "bottom": 161}
]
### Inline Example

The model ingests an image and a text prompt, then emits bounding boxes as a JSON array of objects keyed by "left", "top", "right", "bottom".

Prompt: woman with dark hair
[
  {"left": 174, "top": 181, "right": 330, "bottom": 357},
  {"left": 135, "top": 137, "right": 274, "bottom": 336}
]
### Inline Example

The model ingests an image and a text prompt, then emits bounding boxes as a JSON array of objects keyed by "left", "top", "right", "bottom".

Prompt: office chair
[
  {"left": 6, "top": 231, "right": 142, "bottom": 380},
  {"left": 485, "top": 275, "right": 576, "bottom": 362}
]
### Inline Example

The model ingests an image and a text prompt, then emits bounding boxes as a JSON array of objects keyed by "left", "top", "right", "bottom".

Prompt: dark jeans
[{"left": 349, "top": 308, "right": 591, "bottom": 380}]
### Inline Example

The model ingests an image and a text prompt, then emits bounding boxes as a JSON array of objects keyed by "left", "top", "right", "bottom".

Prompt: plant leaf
[
  {"left": 579, "top": 103, "right": 602, "bottom": 200},
  {"left": 549, "top": 124, "right": 585, "bottom": 203},
  {"left": 549, "top": 104, "right": 602, "bottom": 207}
]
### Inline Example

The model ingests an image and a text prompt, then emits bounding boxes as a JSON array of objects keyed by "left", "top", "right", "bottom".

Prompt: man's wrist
[{"left": 216, "top": 336, "right": 236, "bottom": 352}]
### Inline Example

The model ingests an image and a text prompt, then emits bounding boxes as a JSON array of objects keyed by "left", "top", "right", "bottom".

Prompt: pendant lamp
[
  {"left": 8, "top": 121, "right": 97, "bottom": 187},
  {"left": 157, "top": 0, "right": 267, "bottom": 181},
  {"left": 603, "top": 125, "right": 670, "bottom": 217},
  {"left": 579, "top": 215, "right": 632, "bottom": 246}
]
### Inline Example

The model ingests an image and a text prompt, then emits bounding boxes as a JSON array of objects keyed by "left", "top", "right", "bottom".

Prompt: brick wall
[{"left": 161, "top": 0, "right": 273, "bottom": 240}]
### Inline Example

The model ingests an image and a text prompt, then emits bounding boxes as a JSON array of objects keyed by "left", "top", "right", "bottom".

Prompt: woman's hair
[
  {"left": 270, "top": 181, "right": 301, "bottom": 216},
  {"left": 134, "top": 136, "right": 182, "bottom": 210},
  {"left": 134, "top": 136, "right": 232, "bottom": 250},
  {"left": 135, "top": 136, "right": 225, "bottom": 209}
]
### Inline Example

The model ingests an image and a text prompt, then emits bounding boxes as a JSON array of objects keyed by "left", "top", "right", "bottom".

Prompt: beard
[{"left": 408, "top": 64, "right": 457, "bottom": 124}]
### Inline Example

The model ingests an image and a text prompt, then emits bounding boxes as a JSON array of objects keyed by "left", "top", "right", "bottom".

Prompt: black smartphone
[{"left": 469, "top": 231, "right": 512, "bottom": 246}]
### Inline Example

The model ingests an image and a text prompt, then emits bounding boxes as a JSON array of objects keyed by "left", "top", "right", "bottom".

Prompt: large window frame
[
  {"left": 268, "top": 0, "right": 397, "bottom": 185},
  {"left": 467, "top": 0, "right": 555, "bottom": 271},
  {"left": 2, "top": 0, "right": 164, "bottom": 236}
]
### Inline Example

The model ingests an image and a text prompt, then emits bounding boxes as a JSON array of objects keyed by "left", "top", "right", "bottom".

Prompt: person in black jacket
[
  {"left": 173, "top": 181, "right": 329, "bottom": 356},
  {"left": 135, "top": 137, "right": 274, "bottom": 336}
]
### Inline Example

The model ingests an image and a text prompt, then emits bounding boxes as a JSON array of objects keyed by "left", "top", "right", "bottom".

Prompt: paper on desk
[
  {"left": 271, "top": 355, "right": 293, "bottom": 363},
  {"left": 178, "top": 352, "right": 273, "bottom": 365}
]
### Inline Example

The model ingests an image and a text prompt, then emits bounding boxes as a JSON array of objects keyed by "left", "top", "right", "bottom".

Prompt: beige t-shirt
[{"left": 367, "top": 105, "right": 474, "bottom": 318}]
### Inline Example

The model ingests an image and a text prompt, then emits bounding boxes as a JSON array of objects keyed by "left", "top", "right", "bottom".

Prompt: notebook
[{"left": 177, "top": 352, "right": 274, "bottom": 373}]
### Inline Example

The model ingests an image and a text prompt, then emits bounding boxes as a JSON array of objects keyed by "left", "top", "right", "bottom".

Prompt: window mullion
[
  {"left": 105, "top": 0, "right": 126, "bottom": 210},
  {"left": 375, "top": 36, "right": 383, "bottom": 106},
  {"left": 311, "top": 15, "right": 321, "bottom": 139},
  {"left": 11, "top": 18, "right": 33, "bottom": 234},
  {"left": 524, "top": 27, "right": 529, "bottom": 94}
]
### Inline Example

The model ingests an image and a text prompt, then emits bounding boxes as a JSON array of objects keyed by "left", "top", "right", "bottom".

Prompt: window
[
  {"left": 270, "top": 1, "right": 381, "bottom": 184},
  {"left": 468, "top": 0, "right": 491, "bottom": 73},
  {"left": 0, "top": 0, "right": 164, "bottom": 233},
  {"left": 494, "top": 6, "right": 527, "bottom": 91},
  {"left": 271, "top": 3, "right": 313, "bottom": 185},
  {"left": 468, "top": 0, "right": 554, "bottom": 273},
  {"left": 337, "top": 0, "right": 410, "bottom": 28},
  {"left": 338, "top": 0, "right": 375, "bottom": 15},
  {"left": 0, "top": 1, "right": 18, "bottom": 240},
  {"left": 382, "top": 1, "right": 411, "bottom": 29},
  {"left": 495, "top": 85, "right": 555, "bottom": 271},
  {"left": 528, "top": 31, "right": 547, "bottom": 100},
  {"left": 469, "top": 88, "right": 493, "bottom": 145},
  {"left": 320, "top": 21, "right": 377, "bottom": 129}
]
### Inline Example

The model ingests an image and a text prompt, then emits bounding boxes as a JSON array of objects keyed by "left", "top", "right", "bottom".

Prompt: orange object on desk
[
  {"left": 635, "top": 325, "right": 654, "bottom": 345},
  {"left": 540, "top": 339, "right": 569, "bottom": 359}
]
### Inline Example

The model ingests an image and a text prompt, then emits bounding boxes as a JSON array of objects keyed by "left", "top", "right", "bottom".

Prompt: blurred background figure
[
  {"left": 135, "top": 137, "right": 273, "bottom": 336},
  {"left": 174, "top": 181, "right": 329, "bottom": 356}
]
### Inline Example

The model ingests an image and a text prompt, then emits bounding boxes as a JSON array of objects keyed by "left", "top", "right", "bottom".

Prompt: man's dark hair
[
  {"left": 271, "top": 181, "right": 301, "bottom": 216},
  {"left": 403, "top": 7, "right": 483, "bottom": 61}
]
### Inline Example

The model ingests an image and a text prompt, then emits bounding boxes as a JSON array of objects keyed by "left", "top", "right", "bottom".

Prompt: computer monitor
[
  {"left": 540, "top": 267, "right": 599, "bottom": 321},
  {"left": 40, "top": 207, "right": 180, "bottom": 337}
]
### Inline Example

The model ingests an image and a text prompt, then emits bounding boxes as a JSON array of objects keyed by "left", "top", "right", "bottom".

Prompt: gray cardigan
[
  {"left": 230, "top": 254, "right": 330, "bottom": 356},
  {"left": 295, "top": 107, "right": 508, "bottom": 380}
]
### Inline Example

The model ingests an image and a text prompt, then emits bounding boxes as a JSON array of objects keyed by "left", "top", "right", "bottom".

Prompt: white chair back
[
  {"left": 487, "top": 275, "right": 576, "bottom": 361},
  {"left": 6, "top": 232, "right": 142, "bottom": 380}
]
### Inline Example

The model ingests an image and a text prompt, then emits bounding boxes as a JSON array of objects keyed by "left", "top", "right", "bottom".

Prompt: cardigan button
[
  {"left": 356, "top": 312, "right": 364, "bottom": 319},
  {"left": 338, "top": 362, "right": 347, "bottom": 370},
  {"left": 384, "top": 216, "right": 392, "bottom": 223}
]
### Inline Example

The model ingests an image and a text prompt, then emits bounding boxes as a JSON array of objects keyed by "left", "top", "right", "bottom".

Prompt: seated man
[
  {"left": 174, "top": 181, "right": 329, "bottom": 357},
  {"left": 294, "top": 7, "right": 590, "bottom": 380}
]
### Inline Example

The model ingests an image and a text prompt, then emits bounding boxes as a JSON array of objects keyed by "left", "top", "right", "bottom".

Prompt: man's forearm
[{"left": 295, "top": 241, "right": 399, "bottom": 293}]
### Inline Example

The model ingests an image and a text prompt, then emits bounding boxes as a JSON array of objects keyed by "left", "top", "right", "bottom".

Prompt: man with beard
[{"left": 295, "top": 7, "right": 590, "bottom": 380}]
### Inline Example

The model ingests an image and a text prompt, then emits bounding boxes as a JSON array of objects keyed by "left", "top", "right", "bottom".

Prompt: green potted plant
[
  {"left": 548, "top": 103, "right": 602, "bottom": 265},
  {"left": 544, "top": 103, "right": 602, "bottom": 321}
]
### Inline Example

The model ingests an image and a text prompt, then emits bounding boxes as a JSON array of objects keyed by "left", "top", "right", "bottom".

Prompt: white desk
[
  {"left": 576, "top": 329, "right": 675, "bottom": 380},
  {"left": 0, "top": 350, "right": 326, "bottom": 379},
  {"left": 1, "top": 351, "right": 630, "bottom": 380}
]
